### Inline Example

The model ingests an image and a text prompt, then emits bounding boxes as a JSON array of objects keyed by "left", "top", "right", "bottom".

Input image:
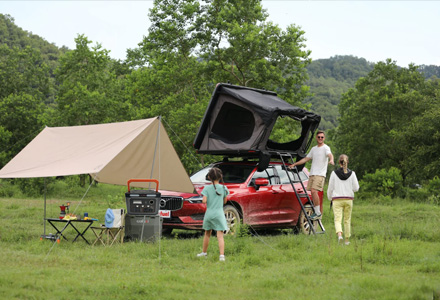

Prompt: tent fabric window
[{"left": 210, "top": 102, "right": 255, "bottom": 144}]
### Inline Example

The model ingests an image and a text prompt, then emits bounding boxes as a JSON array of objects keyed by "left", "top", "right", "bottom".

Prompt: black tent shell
[{"left": 194, "top": 83, "right": 321, "bottom": 161}]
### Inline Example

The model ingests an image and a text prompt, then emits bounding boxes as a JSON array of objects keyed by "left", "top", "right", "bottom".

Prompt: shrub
[
  {"left": 427, "top": 176, "right": 440, "bottom": 194},
  {"left": 398, "top": 176, "right": 440, "bottom": 204},
  {"left": 14, "top": 177, "right": 54, "bottom": 197},
  {"left": 402, "top": 186, "right": 431, "bottom": 203},
  {"left": 426, "top": 176, "right": 440, "bottom": 205},
  {"left": 0, "top": 180, "right": 21, "bottom": 197},
  {"left": 359, "top": 167, "right": 403, "bottom": 199},
  {"left": 367, "top": 175, "right": 440, "bottom": 204},
  {"left": 49, "top": 175, "right": 90, "bottom": 198}
]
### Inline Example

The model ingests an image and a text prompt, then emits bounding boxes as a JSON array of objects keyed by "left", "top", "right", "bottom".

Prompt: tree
[
  {"left": 335, "top": 59, "right": 435, "bottom": 183},
  {"left": 54, "top": 35, "right": 128, "bottom": 126},
  {"left": 0, "top": 45, "right": 50, "bottom": 167},
  {"left": 0, "top": 126, "right": 12, "bottom": 167},
  {"left": 53, "top": 35, "right": 130, "bottom": 186},
  {"left": 126, "top": 0, "right": 312, "bottom": 171},
  {"left": 0, "top": 13, "right": 67, "bottom": 102},
  {"left": 132, "top": 0, "right": 311, "bottom": 100},
  {"left": 201, "top": 0, "right": 311, "bottom": 101},
  {"left": 398, "top": 79, "right": 440, "bottom": 181},
  {"left": 0, "top": 44, "right": 50, "bottom": 101},
  {"left": 124, "top": 61, "right": 209, "bottom": 172},
  {"left": 0, "top": 93, "right": 45, "bottom": 167}
]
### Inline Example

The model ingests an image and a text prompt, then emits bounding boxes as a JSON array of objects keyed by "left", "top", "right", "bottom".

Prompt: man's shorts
[{"left": 306, "top": 175, "right": 325, "bottom": 191}]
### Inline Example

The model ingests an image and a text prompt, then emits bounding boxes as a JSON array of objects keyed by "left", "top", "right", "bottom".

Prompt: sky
[{"left": 1, "top": 1, "right": 439, "bottom": 67}]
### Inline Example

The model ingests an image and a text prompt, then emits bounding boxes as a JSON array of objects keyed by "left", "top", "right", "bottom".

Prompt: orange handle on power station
[{"left": 127, "top": 179, "right": 159, "bottom": 192}]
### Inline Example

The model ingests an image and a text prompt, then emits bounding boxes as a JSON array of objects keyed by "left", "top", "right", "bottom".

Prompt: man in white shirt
[{"left": 289, "top": 130, "right": 334, "bottom": 220}]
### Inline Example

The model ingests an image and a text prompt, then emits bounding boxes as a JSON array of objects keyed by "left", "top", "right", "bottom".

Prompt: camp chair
[{"left": 91, "top": 208, "right": 125, "bottom": 246}]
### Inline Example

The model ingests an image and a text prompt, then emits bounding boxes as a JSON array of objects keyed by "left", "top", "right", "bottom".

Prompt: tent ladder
[{"left": 276, "top": 152, "right": 325, "bottom": 235}]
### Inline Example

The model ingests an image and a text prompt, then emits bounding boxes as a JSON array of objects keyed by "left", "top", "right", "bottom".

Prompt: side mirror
[{"left": 255, "top": 178, "right": 269, "bottom": 187}]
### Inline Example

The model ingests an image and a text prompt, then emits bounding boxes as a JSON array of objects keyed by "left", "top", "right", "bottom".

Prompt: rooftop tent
[
  {"left": 193, "top": 83, "right": 321, "bottom": 161},
  {"left": 0, "top": 117, "right": 194, "bottom": 194}
]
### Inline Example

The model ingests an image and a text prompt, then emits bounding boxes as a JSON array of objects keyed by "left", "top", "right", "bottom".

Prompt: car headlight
[{"left": 188, "top": 195, "right": 203, "bottom": 203}]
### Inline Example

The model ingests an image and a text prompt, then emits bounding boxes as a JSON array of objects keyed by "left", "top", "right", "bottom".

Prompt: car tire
[
  {"left": 297, "top": 205, "right": 317, "bottom": 234},
  {"left": 223, "top": 205, "right": 240, "bottom": 236}
]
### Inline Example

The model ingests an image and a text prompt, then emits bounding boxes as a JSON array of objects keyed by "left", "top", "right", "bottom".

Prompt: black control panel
[{"left": 125, "top": 190, "right": 161, "bottom": 215}]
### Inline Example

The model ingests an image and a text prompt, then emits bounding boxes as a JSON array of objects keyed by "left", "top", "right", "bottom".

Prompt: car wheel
[
  {"left": 223, "top": 205, "right": 240, "bottom": 236},
  {"left": 297, "top": 205, "right": 317, "bottom": 234}
]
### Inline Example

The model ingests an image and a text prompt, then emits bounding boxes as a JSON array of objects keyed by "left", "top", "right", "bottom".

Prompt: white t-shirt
[{"left": 307, "top": 144, "right": 332, "bottom": 177}]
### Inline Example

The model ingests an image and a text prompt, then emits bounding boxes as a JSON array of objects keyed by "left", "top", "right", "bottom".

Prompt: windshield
[
  {"left": 190, "top": 163, "right": 256, "bottom": 184},
  {"left": 190, "top": 166, "right": 211, "bottom": 183}
]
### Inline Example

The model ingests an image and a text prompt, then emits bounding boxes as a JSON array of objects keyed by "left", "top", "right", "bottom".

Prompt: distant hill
[
  {"left": 305, "top": 56, "right": 374, "bottom": 130},
  {"left": 418, "top": 64, "right": 440, "bottom": 79},
  {"left": 0, "top": 13, "right": 67, "bottom": 73},
  {"left": 306, "top": 55, "right": 440, "bottom": 130}
]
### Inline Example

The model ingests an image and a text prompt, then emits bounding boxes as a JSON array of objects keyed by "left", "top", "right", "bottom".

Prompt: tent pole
[
  {"left": 43, "top": 177, "right": 47, "bottom": 236},
  {"left": 149, "top": 117, "right": 161, "bottom": 184},
  {"left": 153, "top": 117, "right": 163, "bottom": 253}
]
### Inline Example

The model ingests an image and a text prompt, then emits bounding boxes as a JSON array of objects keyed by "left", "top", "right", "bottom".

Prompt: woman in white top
[{"left": 327, "top": 154, "right": 359, "bottom": 245}]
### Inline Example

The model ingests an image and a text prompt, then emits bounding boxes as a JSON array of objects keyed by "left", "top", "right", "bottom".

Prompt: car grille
[{"left": 160, "top": 196, "right": 184, "bottom": 211}]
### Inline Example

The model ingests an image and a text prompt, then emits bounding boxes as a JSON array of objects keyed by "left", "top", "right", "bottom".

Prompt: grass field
[{"left": 0, "top": 185, "right": 439, "bottom": 299}]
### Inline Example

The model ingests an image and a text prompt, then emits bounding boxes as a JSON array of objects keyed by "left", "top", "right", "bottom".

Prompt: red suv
[{"left": 160, "top": 159, "right": 323, "bottom": 235}]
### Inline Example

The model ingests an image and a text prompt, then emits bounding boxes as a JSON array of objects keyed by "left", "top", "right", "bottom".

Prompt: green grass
[{"left": 0, "top": 187, "right": 439, "bottom": 299}]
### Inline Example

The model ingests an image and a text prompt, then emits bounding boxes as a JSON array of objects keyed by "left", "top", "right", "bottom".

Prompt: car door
[
  {"left": 274, "top": 165, "right": 308, "bottom": 225},
  {"left": 241, "top": 165, "right": 286, "bottom": 225}
]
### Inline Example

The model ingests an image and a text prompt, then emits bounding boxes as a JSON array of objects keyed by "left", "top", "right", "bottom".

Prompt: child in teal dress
[{"left": 197, "top": 167, "right": 229, "bottom": 261}]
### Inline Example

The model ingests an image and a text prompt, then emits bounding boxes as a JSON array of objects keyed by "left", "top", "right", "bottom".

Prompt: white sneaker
[
  {"left": 345, "top": 241, "right": 350, "bottom": 245},
  {"left": 197, "top": 252, "right": 207, "bottom": 257},
  {"left": 338, "top": 236, "right": 343, "bottom": 244},
  {"left": 219, "top": 255, "right": 225, "bottom": 261}
]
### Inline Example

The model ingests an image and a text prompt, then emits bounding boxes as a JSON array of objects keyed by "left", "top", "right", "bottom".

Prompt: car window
[
  {"left": 219, "top": 164, "right": 255, "bottom": 183},
  {"left": 251, "top": 166, "right": 278, "bottom": 185},
  {"left": 190, "top": 163, "right": 255, "bottom": 184},
  {"left": 299, "top": 170, "right": 309, "bottom": 182},
  {"left": 274, "top": 165, "right": 307, "bottom": 184},
  {"left": 190, "top": 166, "right": 211, "bottom": 183}
]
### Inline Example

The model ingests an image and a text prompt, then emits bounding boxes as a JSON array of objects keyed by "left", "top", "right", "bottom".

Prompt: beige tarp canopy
[{"left": 0, "top": 117, "right": 195, "bottom": 193}]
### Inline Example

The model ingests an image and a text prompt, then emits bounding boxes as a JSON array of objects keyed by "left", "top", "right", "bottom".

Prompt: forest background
[{"left": 0, "top": 0, "right": 439, "bottom": 201}]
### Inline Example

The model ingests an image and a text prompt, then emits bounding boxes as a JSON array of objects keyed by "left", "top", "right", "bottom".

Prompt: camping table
[{"left": 45, "top": 218, "right": 94, "bottom": 244}]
